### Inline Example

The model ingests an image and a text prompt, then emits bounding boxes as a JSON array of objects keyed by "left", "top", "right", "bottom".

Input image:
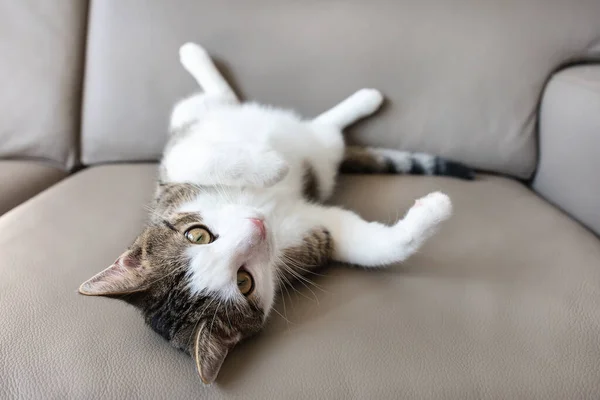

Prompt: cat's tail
[{"left": 340, "top": 146, "right": 475, "bottom": 180}]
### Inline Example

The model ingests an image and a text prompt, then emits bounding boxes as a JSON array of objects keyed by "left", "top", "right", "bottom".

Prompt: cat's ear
[
  {"left": 193, "top": 322, "right": 239, "bottom": 385},
  {"left": 78, "top": 249, "right": 149, "bottom": 296}
]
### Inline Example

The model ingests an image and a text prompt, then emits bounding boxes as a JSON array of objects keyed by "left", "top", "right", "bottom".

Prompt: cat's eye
[
  {"left": 237, "top": 270, "right": 254, "bottom": 296},
  {"left": 184, "top": 226, "right": 213, "bottom": 244}
]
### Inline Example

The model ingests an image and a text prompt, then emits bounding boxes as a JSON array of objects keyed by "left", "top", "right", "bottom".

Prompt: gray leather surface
[
  {"left": 0, "top": 160, "right": 65, "bottom": 215},
  {"left": 533, "top": 65, "right": 600, "bottom": 236},
  {"left": 1, "top": 164, "right": 599, "bottom": 398},
  {"left": 0, "top": 0, "right": 88, "bottom": 168},
  {"left": 82, "top": 0, "right": 600, "bottom": 178}
]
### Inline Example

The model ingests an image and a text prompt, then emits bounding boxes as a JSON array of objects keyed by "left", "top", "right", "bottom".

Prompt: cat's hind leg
[
  {"left": 313, "top": 88, "right": 384, "bottom": 130},
  {"left": 171, "top": 43, "right": 239, "bottom": 131},
  {"left": 303, "top": 192, "right": 452, "bottom": 267},
  {"left": 306, "top": 89, "right": 384, "bottom": 200},
  {"left": 179, "top": 42, "right": 238, "bottom": 103},
  {"left": 169, "top": 93, "right": 213, "bottom": 131}
]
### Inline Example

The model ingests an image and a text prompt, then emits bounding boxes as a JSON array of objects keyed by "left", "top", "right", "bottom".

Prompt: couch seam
[{"left": 70, "top": 0, "right": 92, "bottom": 174}]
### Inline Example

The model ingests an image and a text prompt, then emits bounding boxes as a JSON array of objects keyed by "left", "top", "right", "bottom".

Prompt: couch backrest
[
  {"left": 0, "top": 0, "right": 88, "bottom": 170},
  {"left": 81, "top": 0, "right": 600, "bottom": 179}
]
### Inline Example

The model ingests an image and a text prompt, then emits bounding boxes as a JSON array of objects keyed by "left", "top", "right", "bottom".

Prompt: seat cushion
[
  {"left": 82, "top": 1, "right": 600, "bottom": 178},
  {"left": 0, "top": 160, "right": 66, "bottom": 215},
  {"left": 1, "top": 164, "right": 599, "bottom": 398}
]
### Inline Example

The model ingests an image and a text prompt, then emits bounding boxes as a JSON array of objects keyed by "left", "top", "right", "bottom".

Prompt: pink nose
[{"left": 249, "top": 218, "right": 266, "bottom": 239}]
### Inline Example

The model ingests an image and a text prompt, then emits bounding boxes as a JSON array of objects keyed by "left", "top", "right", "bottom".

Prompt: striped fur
[
  {"left": 341, "top": 146, "right": 475, "bottom": 180},
  {"left": 278, "top": 228, "right": 334, "bottom": 282}
]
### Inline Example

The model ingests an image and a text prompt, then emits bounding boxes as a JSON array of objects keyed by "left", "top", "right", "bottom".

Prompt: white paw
[
  {"left": 352, "top": 88, "right": 384, "bottom": 115},
  {"left": 412, "top": 192, "right": 452, "bottom": 222},
  {"left": 179, "top": 42, "right": 211, "bottom": 70},
  {"left": 400, "top": 191, "right": 452, "bottom": 240}
]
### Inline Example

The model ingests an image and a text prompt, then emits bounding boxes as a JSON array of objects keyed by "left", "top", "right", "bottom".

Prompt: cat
[{"left": 79, "top": 42, "right": 474, "bottom": 384}]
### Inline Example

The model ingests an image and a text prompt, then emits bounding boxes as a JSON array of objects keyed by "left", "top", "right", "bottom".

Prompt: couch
[{"left": 2, "top": 1, "right": 600, "bottom": 398}]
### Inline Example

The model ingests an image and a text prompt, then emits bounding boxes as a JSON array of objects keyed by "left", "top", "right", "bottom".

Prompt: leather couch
[{"left": 2, "top": 1, "right": 600, "bottom": 398}]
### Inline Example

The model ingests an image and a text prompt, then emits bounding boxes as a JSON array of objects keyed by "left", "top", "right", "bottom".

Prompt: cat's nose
[{"left": 248, "top": 218, "right": 266, "bottom": 239}]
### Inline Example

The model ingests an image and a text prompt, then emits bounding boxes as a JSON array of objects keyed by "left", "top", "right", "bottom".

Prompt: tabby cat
[{"left": 79, "top": 43, "right": 473, "bottom": 384}]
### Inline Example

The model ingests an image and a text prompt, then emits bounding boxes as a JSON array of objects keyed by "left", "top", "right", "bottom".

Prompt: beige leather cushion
[
  {"left": 0, "top": 160, "right": 65, "bottom": 215},
  {"left": 81, "top": 1, "right": 600, "bottom": 178},
  {"left": 0, "top": 1, "right": 88, "bottom": 168},
  {"left": 1, "top": 164, "right": 600, "bottom": 398},
  {"left": 533, "top": 65, "right": 600, "bottom": 236}
]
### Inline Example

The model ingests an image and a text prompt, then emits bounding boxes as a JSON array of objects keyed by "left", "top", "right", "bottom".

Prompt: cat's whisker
[
  {"left": 200, "top": 296, "right": 218, "bottom": 318},
  {"left": 278, "top": 252, "right": 319, "bottom": 268},
  {"left": 279, "top": 255, "right": 327, "bottom": 277},
  {"left": 285, "top": 265, "right": 325, "bottom": 292},
  {"left": 276, "top": 257, "right": 329, "bottom": 293},
  {"left": 274, "top": 270, "right": 294, "bottom": 326},
  {"left": 277, "top": 262, "right": 322, "bottom": 304},
  {"left": 214, "top": 180, "right": 228, "bottom": 202},
  {"left": 274, "top": 274, "right": 289, "bottom": 326},
  {"left": 186, "top": 296, "right": 218, "bottom": 349},
  {"left": 287, "top": 269, "right": 328, "bottom": 298},
  {"left": 143, "top": 204, "right": 166, "bottom": 222},
  {"left": 275, "top": 254, "right": 319, "bottom": 283},
  {"left": 276, "top": 267, "right": 316, "bottom": 303},
  {"left": 224, "top": 300, "right": 233, "bottom": 331},
  {"left": 271, "top": 307, "right": 293, "bottom": 326},
  {"left": 208, "top": 299, "right": 222, "bottom": 338},
  {"left": 276, "top": 270, "right": 295, "bottom": 302},
  {"left": 145, "top": 264, "right": 188, "bottom": 287}
]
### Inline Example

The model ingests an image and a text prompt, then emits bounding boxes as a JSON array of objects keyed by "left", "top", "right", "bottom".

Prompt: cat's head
[{"left": 79, "top": 183, "right": 276, "bottom": 384}]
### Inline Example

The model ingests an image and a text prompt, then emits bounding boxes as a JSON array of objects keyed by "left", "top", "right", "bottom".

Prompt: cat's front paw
[
  {"left": 411, "top": 192, "right": 452, "bottom": 222},
  {"left": 400, "top": 191, "right": 453, "bottom": 240}
]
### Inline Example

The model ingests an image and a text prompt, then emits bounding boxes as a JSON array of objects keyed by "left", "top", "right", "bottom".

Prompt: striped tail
[{"left": 340, "top": 146, "right": 475, "bottom": 180}]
